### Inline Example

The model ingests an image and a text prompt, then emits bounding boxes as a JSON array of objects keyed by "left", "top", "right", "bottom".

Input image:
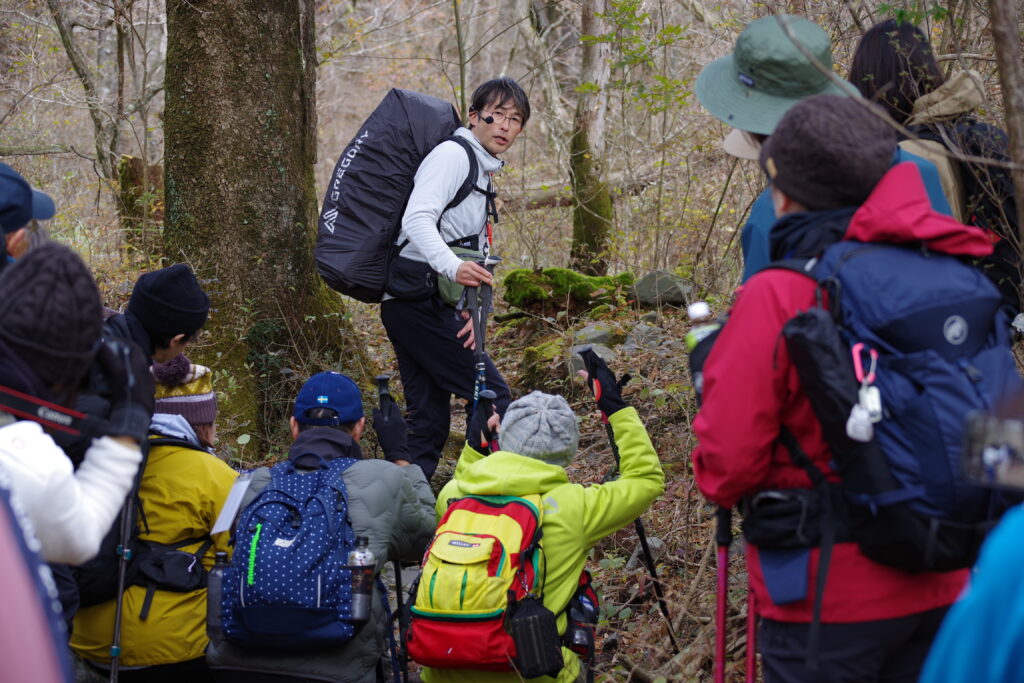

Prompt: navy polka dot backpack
[{"left": 220, "top": 455, "right": 362, "bottom": 651}]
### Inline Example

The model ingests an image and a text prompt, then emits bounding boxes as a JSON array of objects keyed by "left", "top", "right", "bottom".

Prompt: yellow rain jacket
[
  {"left": 71, "top": 436, "right": 236, "bottom": 668},
  {"left": 422, "top": 406, "right": 664, "bottom": 683}
]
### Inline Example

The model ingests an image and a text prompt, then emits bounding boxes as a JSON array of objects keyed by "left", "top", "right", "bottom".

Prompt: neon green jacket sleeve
[{"left": 581, "top": 407, "right": 665, "bottom": 545}]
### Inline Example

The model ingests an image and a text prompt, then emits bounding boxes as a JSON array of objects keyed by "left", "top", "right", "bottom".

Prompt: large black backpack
[{"left": 315, "top": 89, "right": 480, "bottom": 303}]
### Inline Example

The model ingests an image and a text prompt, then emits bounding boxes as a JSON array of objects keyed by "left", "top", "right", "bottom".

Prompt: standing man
[{"left": 381, "top": 77, "right": 530, "bottom": 479}]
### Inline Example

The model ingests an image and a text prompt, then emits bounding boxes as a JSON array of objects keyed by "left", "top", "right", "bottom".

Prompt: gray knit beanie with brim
[{"left": 499, "top": 391, "right": 579, "bottom": 467}]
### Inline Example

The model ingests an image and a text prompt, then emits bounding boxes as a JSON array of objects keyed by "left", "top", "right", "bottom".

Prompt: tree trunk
[
  {"left": 569, "top": 0, "right": 613, "bottom": 276},
  {"left": 164, "top": 0, "right": 363, "bottom": 450},
  {"left": 117, "top": 155, "right": 164, "bottom": 258},
  {"left": 988, "top": 0, "right": 1024, "bottom": 248}
]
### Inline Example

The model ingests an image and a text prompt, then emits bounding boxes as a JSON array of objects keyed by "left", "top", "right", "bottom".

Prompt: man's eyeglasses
[{"left": 478, "top": 109, "right": 523, "bottom": 130}]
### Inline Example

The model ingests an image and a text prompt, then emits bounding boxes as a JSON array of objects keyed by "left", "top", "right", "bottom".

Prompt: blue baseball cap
[
  {"left": 0, "top": 164, "right": 55, "bottom": 234},
  {"left": 293, "top": 371, "right": 363, "bottom": 426}
]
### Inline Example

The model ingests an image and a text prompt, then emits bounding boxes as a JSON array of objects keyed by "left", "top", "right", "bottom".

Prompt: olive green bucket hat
[{"left": 696, "top": 15, "right": 851, "bottom": 135}]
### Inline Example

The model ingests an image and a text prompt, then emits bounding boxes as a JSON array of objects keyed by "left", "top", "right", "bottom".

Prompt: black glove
[
  {"left": 578, "top": 347, "right": 627, "bottom": 416},
  {"left": 372, "top": 400, "right": 410, "bottom": 462},
  {"left": 465, "top": 390, "right": 498, "bottom": 455},
  {"left": 95, "top": 338, "right": 155, "bottom": 443}
]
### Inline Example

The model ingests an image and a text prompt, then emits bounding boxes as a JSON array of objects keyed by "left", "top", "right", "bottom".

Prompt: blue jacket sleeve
[{"left": 741, "top": 187, "right": 778, "bottom": 282}]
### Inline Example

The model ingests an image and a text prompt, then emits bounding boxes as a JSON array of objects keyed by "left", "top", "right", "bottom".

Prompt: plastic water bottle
[
  {"left": 348, "top": 536, "right": 375, "bottom": 624},
  {"left": 684, "top": 302, "right": 724, "bottom": 405},
  {"left": 206, "top": 551, "right": 229, "bottom": 642},
  {"left": 565, "top": 592, "right": 599, "bottom": 657}
]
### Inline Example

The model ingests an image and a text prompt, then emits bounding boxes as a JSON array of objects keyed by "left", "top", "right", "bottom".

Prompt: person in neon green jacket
[{"left": 421, "top": 353, "right": 665, "bottom": 683}]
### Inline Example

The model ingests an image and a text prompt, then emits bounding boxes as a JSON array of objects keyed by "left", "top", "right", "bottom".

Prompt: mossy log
[{"left": 503, "top": 267, "right": 634, "bottom": 315}]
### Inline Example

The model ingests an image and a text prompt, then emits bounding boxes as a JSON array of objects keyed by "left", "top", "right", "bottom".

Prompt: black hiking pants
[
  {"left": 381, "top": 296, "right": 511, "bottom": 480},
  {"left": 758, "top": 605, "right": 949, "bottom": 682}
]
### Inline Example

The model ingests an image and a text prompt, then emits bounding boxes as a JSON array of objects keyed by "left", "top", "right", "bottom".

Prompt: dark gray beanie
[
  {"left": 759, "top": 94, "right": 896, "bottom": 211},
  {"left": 499, "top": 391, "right": 579, "bottom": 467},
  {"left": 0, "top": 243, "right": 102, "bottom": 387}
]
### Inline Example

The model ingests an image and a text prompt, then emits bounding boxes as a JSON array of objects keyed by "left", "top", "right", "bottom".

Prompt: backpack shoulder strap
[
  {"left": 441, "top": 134, "right": 482, "bottom": 214},
  {"left": 762, "top": 257, "right": 817, "bottom": 280}
]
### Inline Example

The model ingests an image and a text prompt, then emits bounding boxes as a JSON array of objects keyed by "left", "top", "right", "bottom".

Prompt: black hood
[
  {"left": 288, "top": 427, "right": 364, "bottom": 469},
  {"left": 104, "top": 311, "right": 153, "bottom": 361},
  {"left": 768, "top": 207, "right": 857, "bottom": 263}
]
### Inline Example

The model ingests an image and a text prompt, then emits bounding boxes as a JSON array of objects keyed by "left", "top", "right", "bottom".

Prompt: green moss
[
  {"left": 519, "top": 337, "right": 566, "bottom": 393},
  {"left": 502, "top": 267, "right": 635, "bottom": 312}
]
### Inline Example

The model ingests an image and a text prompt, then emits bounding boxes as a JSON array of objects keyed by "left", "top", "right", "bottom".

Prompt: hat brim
[
  {"left": 722, "top": 128, "right": 762, "bottom": 160},
  {"left": 31, "top": 190, "right": 55, "bottom": 221},
  {"left": 696, "top": 54, "right": 852, "bottom": 136}
]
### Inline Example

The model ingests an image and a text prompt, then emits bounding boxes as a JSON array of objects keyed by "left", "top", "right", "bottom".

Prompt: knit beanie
[
  {"left": 0, "top": 243, "right": 101, "bottom": 387},
  {"left": 127, "top": 263, "right": 210, "bottom": 340},
  {"left": 759, "top": 94, "right": 896, "bottom": 211},
  {"left": 499, "top": 391, "right": 579, "bottom": 467},
  {"left": 152, "top": 353, "right": 217, "bottom": 425}
]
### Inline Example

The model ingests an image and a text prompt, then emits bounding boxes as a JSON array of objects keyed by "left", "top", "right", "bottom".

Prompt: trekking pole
[
  {"left": 375, "top": 374, "right": 408, "bottom": 683},
  {"left": 576, "top": 345, "right": 680, "bottom": 655},
  {"left": 464, "top": 281, "right": 486, "bottom": 409},
  {"left": 746, "top": 590, "right": 757, "bottom": 683},
  {"left": 468, "top": 255, "right": 501, "bottom": 410},
  {"left": 376, "top": 374, "right": 392, "bottom": 421},
  {"left": 109, "top": 495, "right": 135, "bottom": 683},
  {"left": 715, "top": 507, "right": 731, "bottom": 683}
]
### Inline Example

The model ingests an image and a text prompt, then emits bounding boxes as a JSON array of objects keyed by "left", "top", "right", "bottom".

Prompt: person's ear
[
  {"left": 290, "top": 416, "right": 300, "bottom": 440},
  {"left": 5, "top": 227, "right": 28, "bottom": 259},
  {"left": 467, "top": 108, "right": 477, "bottom": 129},
  {"left": 352, "top": 417, "right": 366, "bottom": 443},
  {"left": 770, "top": 184, "right": 805, "bottom": 218}
]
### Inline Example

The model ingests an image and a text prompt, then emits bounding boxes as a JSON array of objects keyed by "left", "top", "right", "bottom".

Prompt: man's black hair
[
  {"left": 296, "top": 407, "right": 357, "bottom": 434},
  {"left": 470, "top": 77, "right": 531, "bottom": 126},
  {"left": 848, "top": 19, "right": 945, "bottom": 126}
]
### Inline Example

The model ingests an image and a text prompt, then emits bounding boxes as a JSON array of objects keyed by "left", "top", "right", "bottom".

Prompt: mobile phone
[{"left": 963, "top": 410, "right": 1024, "bottom": 492}]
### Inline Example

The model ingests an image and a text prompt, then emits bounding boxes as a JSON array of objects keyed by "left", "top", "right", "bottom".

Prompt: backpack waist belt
[{"left": 741, "top": 484, "right": 853, "bottom": 550}]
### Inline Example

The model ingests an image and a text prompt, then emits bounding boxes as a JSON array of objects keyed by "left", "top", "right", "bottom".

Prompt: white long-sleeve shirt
[
  {"left": 0, "top": 421, "right": 142, "bottom": 564},
  {"left": 395, "top": 127, "right": 504, "bottom": 281}
]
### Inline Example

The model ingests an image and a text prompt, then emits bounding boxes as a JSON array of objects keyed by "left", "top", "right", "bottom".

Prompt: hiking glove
[
  {"left": 578, "top": 347, "right": 628, "bottom": 416},
  {"left": 466, "top": 391, "right": 498, "bottom": 455},
  {"left": 97, "top": 338, "right": 155, "bottom": 443},
  {"left": 372, "top": 401, "right": 410, "bottom": 462}
]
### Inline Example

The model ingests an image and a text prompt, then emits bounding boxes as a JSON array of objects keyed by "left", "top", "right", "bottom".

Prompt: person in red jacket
[{"left": 692, "top": 95, "right": 978, "bottom": 681}]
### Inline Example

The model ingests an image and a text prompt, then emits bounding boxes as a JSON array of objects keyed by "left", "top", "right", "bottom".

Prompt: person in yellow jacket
[
  {"left": 422, "top": 351, "right": 665, "bottom": 683},
  {"left": 72, "top": 356, "right": 236, "bottom": 682}
]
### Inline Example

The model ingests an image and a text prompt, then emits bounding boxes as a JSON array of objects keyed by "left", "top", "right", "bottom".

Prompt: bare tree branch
[
  {"left": 0, "top": 144, "right": 73, "bottom": 156},
  {"left": 46, "top": 0, "right": 117, "bottom": 178}
]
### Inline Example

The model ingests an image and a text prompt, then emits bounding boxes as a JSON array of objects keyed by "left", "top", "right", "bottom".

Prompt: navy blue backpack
[
  {"left": 221, "top": 456, "right": 361, "bottom": 651},
  {"left": 782, "top": 240, "right": 1022, "bottom": 573}
]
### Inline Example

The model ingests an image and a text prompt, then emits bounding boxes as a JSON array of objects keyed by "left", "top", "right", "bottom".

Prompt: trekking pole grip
[{"left": 376, "top": 374, "right": 391, "bottom": 424}]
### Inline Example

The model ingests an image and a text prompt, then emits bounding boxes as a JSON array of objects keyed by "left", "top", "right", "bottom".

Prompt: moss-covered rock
[
  {"left": 503, "top": 267, "right": 634, "bottom": 314},
  {"left": 519, "top": 337, "right": 567, "bottom": 393}
]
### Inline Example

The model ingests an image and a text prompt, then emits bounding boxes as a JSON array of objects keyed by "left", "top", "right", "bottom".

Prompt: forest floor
[{"left": 347, "top": 277, "right": 750, "bottom": 682}]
